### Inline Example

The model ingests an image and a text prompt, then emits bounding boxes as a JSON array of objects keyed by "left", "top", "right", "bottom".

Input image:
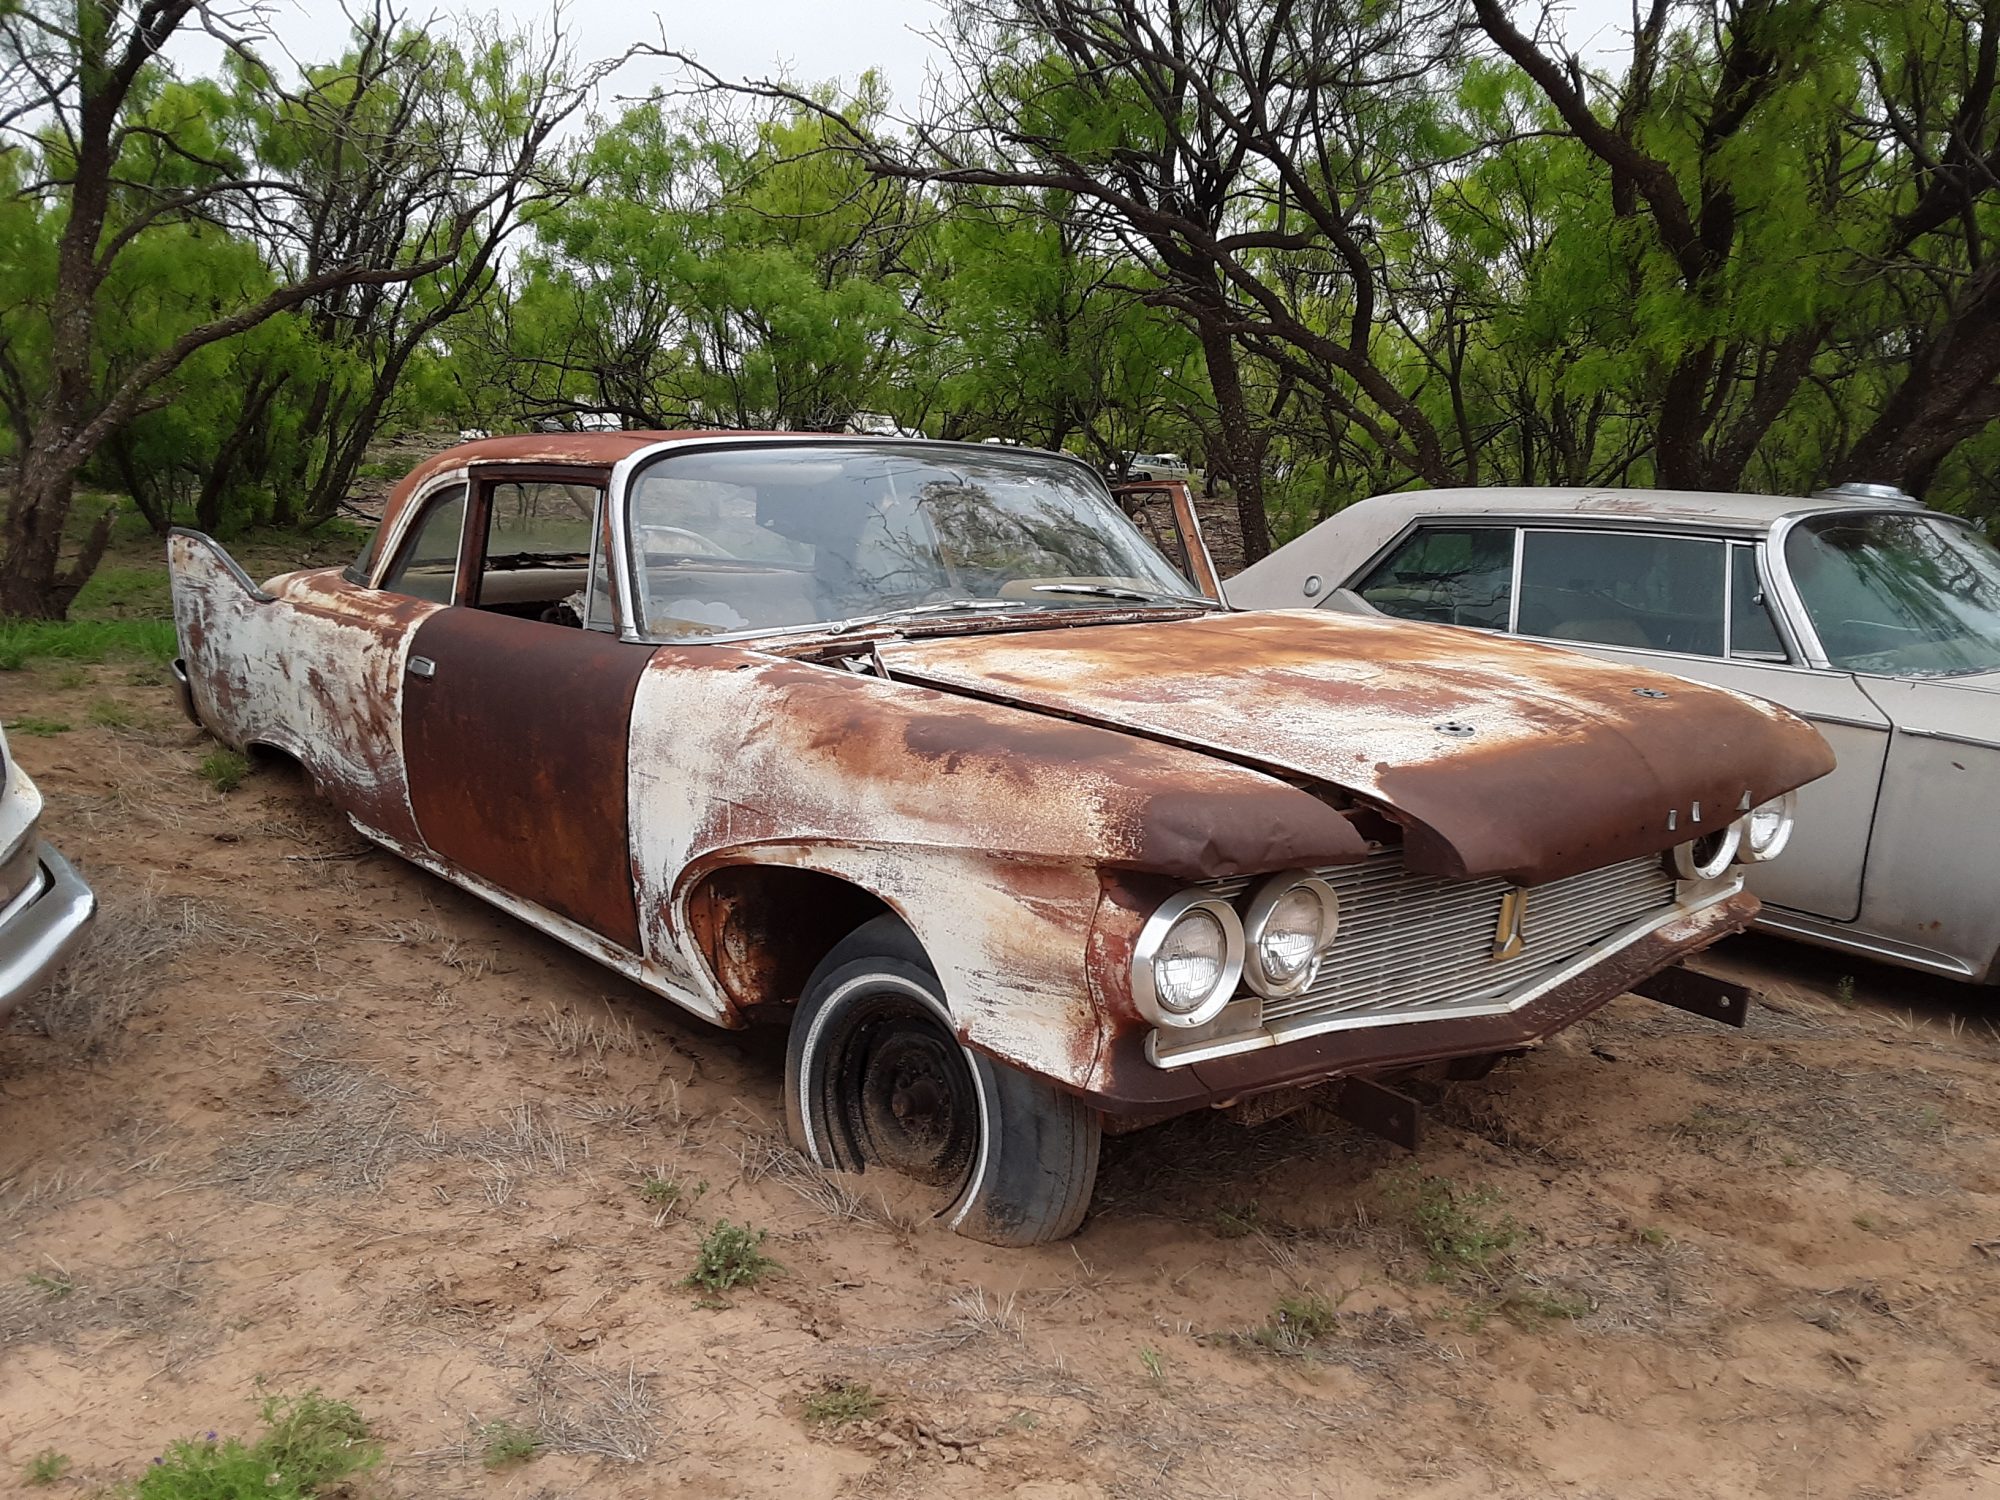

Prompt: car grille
[{"left": 1214, "top": 852, "right": 1679, "bottom": 1034}]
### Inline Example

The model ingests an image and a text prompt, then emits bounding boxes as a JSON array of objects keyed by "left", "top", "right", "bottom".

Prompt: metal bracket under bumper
[
  {"left": 1630, "top": 964, "right": 1751, "bottom": 1028},
  {"left": 0, "top": 840, "right": 97, "bottom": 1020},
  {"left": 1640, "top": 968, "right": 1752, "bottom": 1032}
]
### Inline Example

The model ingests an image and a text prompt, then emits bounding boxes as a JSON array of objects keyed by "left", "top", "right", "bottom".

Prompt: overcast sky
[{"left": 173, "top": 0, "right": 1643, "bottom": 119}]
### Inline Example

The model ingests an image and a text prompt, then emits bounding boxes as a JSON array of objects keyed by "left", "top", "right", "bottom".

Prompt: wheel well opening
[{"left": 685, "top": 866, "right": 891, "bottom": 1022}]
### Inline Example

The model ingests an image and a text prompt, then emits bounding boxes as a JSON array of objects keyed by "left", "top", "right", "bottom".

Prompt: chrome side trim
[
  {"left": 1751, "top": 906, "right": 1980, "bottom": 980},
  {"left": 1894, "top": 725, "right": 2000, "bottom": 752},
  {"left": 348, "top": 817, "right": 730, "bottom": 1023}
]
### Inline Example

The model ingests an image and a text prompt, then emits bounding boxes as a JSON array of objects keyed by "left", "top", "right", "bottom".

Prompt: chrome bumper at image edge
[{"left": 0, "top": 840, "right": 96, "bottom": 1019}]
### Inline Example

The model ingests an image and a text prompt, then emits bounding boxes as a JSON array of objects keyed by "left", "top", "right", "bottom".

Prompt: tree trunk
[{"left": 1193, "top": 315, "right": 1270, "bottom": 564}]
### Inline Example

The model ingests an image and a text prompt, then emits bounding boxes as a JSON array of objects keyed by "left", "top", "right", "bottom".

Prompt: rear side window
[
  {"left": 380, "top": 485, "right": 468, "bottom": 602},
  {"left": 1355, "top": 526, "right": 1513, "bottom": 629},
  {"left": 1728, "top": 543, "right": 1786, "bottom": 660},
  {"left": 1518, "top": 530, "right": 1725, "bottom": 656}
]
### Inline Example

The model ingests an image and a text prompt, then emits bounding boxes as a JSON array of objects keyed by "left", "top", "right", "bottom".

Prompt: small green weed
[
  {"left": 49, "top": 665, "right": 88, "bottom": 691},
  {"left": 1388, "top": 1172, "right": 1520, "bottom": 1282},
  {"left": 25, "top": 1269, "right": 75, "bottom": 1300},
  {"left": 1835, "top": 975, "right": 1857, "bottom": 1005},
  {"left": 1853, "top": 1212, "right": 1879, "bottom": 1231},
  {"left": 1212, "top": 1202, "right": 1263, "bottom": 1239},
  {"left": 198, "top": 749, "right": 250, "bottom": 793},
  {"left": 685, "top": 1219, "right": 777, "bottom": 1293},
  {"left": 6, "top": 716, "right": 71, "bottom": 737},
  {"left": 22, "top": 1450, "right": 69, "bottom": 1485},
  {"left": 89, "top": 699, "right": 137, "bottom": 728},
  {"left": 1139, "top": 1346, "right": 1165, "bottom": 1379},
  {"left": 802, "top": 1377, "right": 882, "bottom": 1428},
  {"left": 1636, "top": 1226, "right": 1671, "bottom": 1248},
  {"left": 1502, "top": 1288, "right": 1592, "bottom": 1324},
  {"left": 133, "top": 1389, "right": 377, "bottom": 1498},
  {"left": 639, "top": 1173, "right": 704, "bottom": 1215},
  {"left": 479, "top": 1418, "right": 540, "bottom": 1468},
  {"left": 1247, "top": 1289, "right": 1342, "bottom": 1352}
]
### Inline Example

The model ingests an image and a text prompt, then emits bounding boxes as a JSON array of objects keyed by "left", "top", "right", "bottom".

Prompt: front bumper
[
  {"left": 0, "top": 840, "right": 97, "bottom": 1021},
  {"left": 1083, "top": 887, "right": 1761, "bottom": 1115}
]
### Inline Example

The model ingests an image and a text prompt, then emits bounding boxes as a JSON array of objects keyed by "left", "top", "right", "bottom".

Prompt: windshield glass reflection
[
  {"left": 1785, "top": 512, "right": 2000, "bottom": 675},
  {"left": 625, "top": 443, "right": 1201, "bottom": 638}
]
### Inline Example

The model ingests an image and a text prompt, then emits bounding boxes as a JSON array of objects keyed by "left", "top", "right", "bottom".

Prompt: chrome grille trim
[{"left": 1149, "top": 851, "right": 1703, "bottom": 1069}]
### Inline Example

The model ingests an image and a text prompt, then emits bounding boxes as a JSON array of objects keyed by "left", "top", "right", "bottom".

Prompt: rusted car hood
[{"left": 874, "top": 609, "right": 1836, "bottom": 885}]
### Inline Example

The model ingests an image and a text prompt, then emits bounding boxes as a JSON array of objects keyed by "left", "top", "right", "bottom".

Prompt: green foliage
[
  {"left": 478, "top": 1419, "right": 540, "bottom": 1468},
  {"left": 1246, "top": 1290, "right": 1344, "bottom": 1353},
  {"left": 802, "top": 1378, "right": 882, "bottom": 1427},
  {"left": 131, "top": 1390, "right": 377, "bottom": 1499},
  {"left": 198, "top": 750, "right": 250, "bottom": 794},
  {"left": 22, "top": 1450, "right": 70, "bottom": 1485},
  {"left": 684, "top": 1219, "right": 777, "bottom": 1293},
  {"left": 24, "top": 1269, "right": 75, "bottom": 1299},
  {"left": 89, "top": 699, "right": 138, "bottom": 728}
]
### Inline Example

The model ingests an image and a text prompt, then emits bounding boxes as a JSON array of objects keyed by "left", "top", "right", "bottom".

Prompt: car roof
[
  {"left": 375, "top": 429, "right": 1088, "bottom": 543},
  {"left": 1226, "top": 483, "right": 1919, "bottom": 602}
]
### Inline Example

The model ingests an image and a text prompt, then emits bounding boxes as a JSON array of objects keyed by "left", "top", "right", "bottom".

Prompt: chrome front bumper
[{"left": 0, "top": 840, "right": 96, "bottom": 1020}]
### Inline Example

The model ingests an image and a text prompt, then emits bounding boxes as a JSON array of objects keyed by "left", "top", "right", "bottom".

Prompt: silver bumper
[{"left": 0, "top": 840, "right": 96, "bottom": 1020}]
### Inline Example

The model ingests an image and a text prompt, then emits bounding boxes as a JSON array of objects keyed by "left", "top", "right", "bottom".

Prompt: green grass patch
[
  {"left": 1246, "top": 1290, "right": 1343, "bottom": 1353},
  {"left": 0, "top": 618, "right": 178, "bottom": 669},
  {"left": 685, "top": 1219, "right": 777, "bottom": 1293},
  {"left": 198, "top": 750, "right": 250, "bottom": 793},
  {"left": 22, "top": 1450, "right": 69, "bottom": 1485},
  {"left": 132, "top": 1389, "right": 377, "bottom": 1498},
  {"left": 1387, "top": 1171, "right": 1521, "bottom": 1283},
  {"left": 6, "top": 716, "right": 71, "bottom": 737},
  {"left": 71, "top": 564, "right": 173, "bottom": 620},
  {"left": 89, "top": 698, "right": 138, "bottom": 728},
  {"left": 802, "top": 1377, "right": 881, "bottom": 1428},
  {"left": 479, "top": 1418, "right": 540, "bottom": 1469}
]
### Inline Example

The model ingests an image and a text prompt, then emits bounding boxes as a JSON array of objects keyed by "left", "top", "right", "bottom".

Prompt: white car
[
  {"left": 1124, "top": 452, "right": 1190, "bottom": 480},
  {"left": 1230, "top": 483, "right": 2000, "bottom": 984},
  {"left": 0, "top": 724, "right": 96, "bottom": 1018}
]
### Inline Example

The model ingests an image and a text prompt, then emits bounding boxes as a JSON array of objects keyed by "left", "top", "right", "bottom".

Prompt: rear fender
[{"left": 168, "top": 528, "right": 436, "bottom": 844}]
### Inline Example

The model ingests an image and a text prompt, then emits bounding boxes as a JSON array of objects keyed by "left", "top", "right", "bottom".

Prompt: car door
[
  {"left": 1351, "top": 522, "right": 1888, "bottom": 921},
  {"left": 398, "top": 466, "right": 658, "bottom": 949},
  {"left": 1110, "top": 479, "right": 1223, "bottom": 600}
]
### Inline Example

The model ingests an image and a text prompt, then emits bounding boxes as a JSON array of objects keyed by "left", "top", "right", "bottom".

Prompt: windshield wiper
[
  {"left": 826, "top": 599, "right": 1037, "bottom": 635},
  {"left": 1026, "top": 583, "right": 1217, "bottom": 607}
]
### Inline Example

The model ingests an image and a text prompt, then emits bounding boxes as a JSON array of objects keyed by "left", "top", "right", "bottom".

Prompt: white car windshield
[
  {"left": 625, "top": 442, "right": 1204, "bottom": 639},
  {"left": 1785, "top": 511, "right": 2000, "bottom": 675}
]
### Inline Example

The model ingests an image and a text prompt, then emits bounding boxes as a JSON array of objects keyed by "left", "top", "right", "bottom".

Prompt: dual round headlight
[
  {"left": 1132, "top": 873, "right": 1338, "bottom": 1029},
  {"left": 1671, "top": 792, "right": 1798, "bottom": 879}
]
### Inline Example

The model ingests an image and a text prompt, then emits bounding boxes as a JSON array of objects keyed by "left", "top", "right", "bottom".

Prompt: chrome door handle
[{"left": 408, "top": 656, "right": 436, "bottom": 680}]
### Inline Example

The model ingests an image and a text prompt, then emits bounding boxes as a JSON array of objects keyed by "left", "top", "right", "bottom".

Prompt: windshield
[
  {"left": 1784, "top": 511, "right": 2000, "bottom": 675},
  {"left": 624, "top": 442, "right": 1201, "bottom": 639}
]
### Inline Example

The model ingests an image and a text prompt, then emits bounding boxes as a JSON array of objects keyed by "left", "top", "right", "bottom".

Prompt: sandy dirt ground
[{"left": 3, "top": 644, "right": 1998, "bottom": 1499}]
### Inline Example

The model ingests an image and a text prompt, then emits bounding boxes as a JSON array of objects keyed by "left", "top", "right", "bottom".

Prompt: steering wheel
[{"left": 640, "top": 525, "right": 733, "bottom": 559}]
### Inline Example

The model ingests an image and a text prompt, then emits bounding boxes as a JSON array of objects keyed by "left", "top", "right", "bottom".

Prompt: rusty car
[
  {"left": 168, "top": 434, "right": 1833, "bottom": 1244},
  {"left": 0, "top": 722, "right": 96, "bottom": 1020},
  {"left": 1230, "top": 483, "right": 2000, "bottom": 985}
]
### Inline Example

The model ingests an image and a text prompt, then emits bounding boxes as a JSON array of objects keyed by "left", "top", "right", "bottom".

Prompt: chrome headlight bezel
[
  {"left": 1131, "top": 890, "right": 1245, "bottom": 1029},
  {"left": 1671, "top": 822, "right": 1742, "bottom": 881},
  {"left": 1740, "top": 791, "right": 1797, "bottom": 863},
  {"left": 1241, "top": 871, "right": 1339, "bottom": 998}
]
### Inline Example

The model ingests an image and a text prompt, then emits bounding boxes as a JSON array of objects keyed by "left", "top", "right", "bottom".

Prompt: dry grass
[
  {"left": 200, "top": 1045, "right": 422, "bottom": 1198},
  {"left": 733, "top": 1133, "right": 926, "bottom": 1231},
  {"left": 12, "top": 883, "right": 289, "bottom": 1054},
  {"left": 524, "top": 1346, "right": 665, "bottom": 1462},
  {"left": 0, "top": 1237, "right": 205, "bottom": 1350}
]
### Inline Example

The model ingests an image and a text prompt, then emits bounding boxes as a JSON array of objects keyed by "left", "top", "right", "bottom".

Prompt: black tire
[{"left": 784, "top": 915, "right": 1101, "bottom": 1247}]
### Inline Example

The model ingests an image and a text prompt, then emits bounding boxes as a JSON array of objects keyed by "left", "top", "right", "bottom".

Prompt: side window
[
  {"left": 1518, "top": 530, "right": 1725, "bottom": 656},
  {"left": 1728, "top": 543, "right": 1787, "bottom": 661},
  {"left": 379, "top": 484, "right": 468, "bottom": 602},
  {"left": 475, "top": 481, "right": 604, "bottom": 626},
  {"left": 1355, "top": 526, "right": 1514, "bottom": 629}
]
